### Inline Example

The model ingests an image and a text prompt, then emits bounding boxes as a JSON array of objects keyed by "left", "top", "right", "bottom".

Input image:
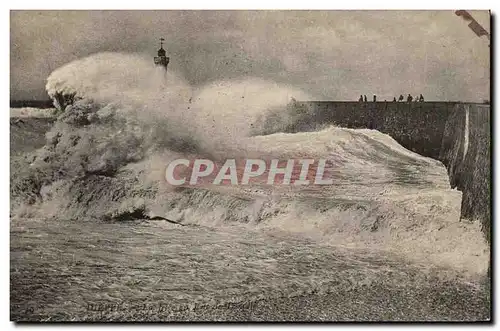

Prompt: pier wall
[{"left": 291, "top": 101, "right": 491, "bottom": 241}]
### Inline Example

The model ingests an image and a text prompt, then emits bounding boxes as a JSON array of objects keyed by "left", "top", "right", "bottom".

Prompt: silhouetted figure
[
  {"left": 419, "top": 94, "right": 424, "bottom": 102},
  {"left": 373, "top": 95, "right": 377, "bottom": 102},
  {"left": 359, "top": 95, "right": 364, "bottom": 102},
  {"left": 398, "top": 94, "right": 404, "bottom": 102},
  {"left": 364, "top": 95, "right": 367, "bottom": 102},
  {"left": 407, "top": 94, "right": 413, "bottom": 103},
  {"left": 393, "top": 97, "right": 397, "bottom": 102}
]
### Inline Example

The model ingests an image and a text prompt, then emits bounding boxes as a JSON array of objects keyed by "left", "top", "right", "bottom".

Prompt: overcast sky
[{"left": 10, "top": 10, "right": 490, "bottom": 102}]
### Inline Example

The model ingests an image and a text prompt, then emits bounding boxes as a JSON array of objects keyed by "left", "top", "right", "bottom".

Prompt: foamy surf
[{"left": 10, "top": 52, "right": 489, "bottom": 281}]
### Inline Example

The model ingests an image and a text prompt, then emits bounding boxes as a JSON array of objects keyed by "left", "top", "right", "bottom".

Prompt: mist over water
[
  {"left": 45, "top": 52, "right": 313, "bottom": 157},
  {"left": 12, "top": 52, "right": 489, "bottom": 279}
]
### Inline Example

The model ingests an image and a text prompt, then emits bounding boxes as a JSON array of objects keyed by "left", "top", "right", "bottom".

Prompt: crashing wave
[{"left": 10, "top": 52, "right": 489, "bottom": 278}]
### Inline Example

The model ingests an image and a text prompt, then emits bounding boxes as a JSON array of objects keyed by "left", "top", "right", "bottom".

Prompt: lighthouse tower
[{"left": 154, "top": 38, "right": 170, "bottom": 71}]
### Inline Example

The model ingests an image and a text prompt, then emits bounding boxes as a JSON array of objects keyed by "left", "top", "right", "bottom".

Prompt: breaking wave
[{"left": 11, "top": 52, "right": 488, "bottom": 279}]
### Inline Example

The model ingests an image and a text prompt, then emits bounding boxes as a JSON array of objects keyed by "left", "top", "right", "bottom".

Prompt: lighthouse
[{"left": 154, "top": 38, "right": 170, "bottom": 71}]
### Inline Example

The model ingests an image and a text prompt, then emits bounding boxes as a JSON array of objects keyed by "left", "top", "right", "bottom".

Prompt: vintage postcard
[{"left": 10, "top": 10, "right": 491, "bottom": 322}]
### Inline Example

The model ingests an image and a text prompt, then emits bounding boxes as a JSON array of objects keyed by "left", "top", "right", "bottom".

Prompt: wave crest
[{"left": 9, "top": 52, "right": 489, "bottom": 278}]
